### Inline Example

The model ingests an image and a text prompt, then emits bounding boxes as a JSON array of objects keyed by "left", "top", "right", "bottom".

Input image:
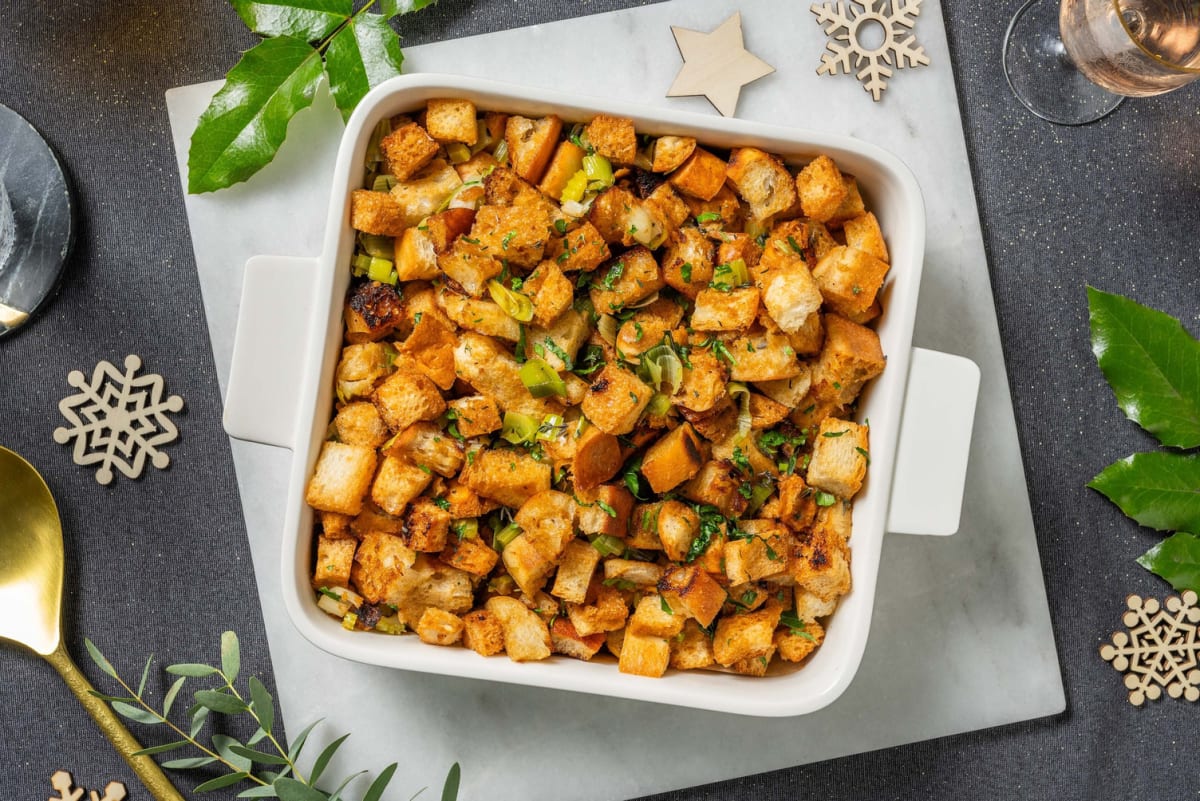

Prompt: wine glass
[{"left": 1003, "top": 0, "right": 1200, "bottom": 125}]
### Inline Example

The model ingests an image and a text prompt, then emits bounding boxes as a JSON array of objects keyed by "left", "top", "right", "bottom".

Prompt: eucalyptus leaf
[
  {"left": 379, "top": 0, "right": 436, "bottom": 17},
  {"left": 187, "top": 37, "right": 325, "bottom": 193},
  {"left": 362, "top": 763, "right": 396, "bottom": 801},
  {"left": 287, "top": 718, "right": 323, "bottom": 762},
  {"left": 162, "top": 756, "right": 218, "bottom": 770},
  {"left": 137, "top": 654, "right": 154, "bottom": 698},
  {"left": 132, "top": 740, "right": 190, "bottom": 757},
  {"left": 250, "top": 675, "right": 275, "bottom": 734},
  {"left": 309, "top": 733, "right": 351, "bottom": 785},
  {"left": 112, "top": 701, "right": 162, "bottom": 725},
  {"left": 327, "top": 770, "right": 368, "bottom": 801},
  {"left": 230, "top": 744, "right": 291, "bottom": 766},
  {"left": 84, "top": 638, "right": 118, "bottom": 679},
  {"left": 323, "top": 12, "right": 404, "bottom": 121},
  {"left": 86, "top": 691, "right": 137, "bottom": 704},
  {"left": 1089, "top": 451, "right": 1200, "bottom": 533},
  {"left": 194, "top": 772, "right": 252, "bottom": 793},
  {"left": 214, "top": 734, "right": 254, "bottom": 773},
  {"left": 274, "top": 777, "right": 330, "bottom": 801},
  {"left": 190, "top": 705, "right": 211, "bottom": 739},
  {"left": 1088, "top": 287, "right": 1200, "bottom": 448},
  {"left": 1138, "top": 532, "right": 1200, "bottom": 592},
  {"left": 195, "top": 689, "right": 249, "bottom": 715},
  {"left": 167, "top": 663, "right": 219, "bottom": 678},
  {"left": 441, "top": 762, "right": 461, "bottom": 801},
  {"left": 239, "top": 786, "right": 281, "bottom": 799},
  {"left": 248, "top": 727, "right": 269, "bottom": 746},
  {"left": 162, "top": 676, "right": 187, "bottom": 719},
  {"left": 221, "top": 630, "right": 242, "bottom": 683},
  {"left": 232, "top": 0, "right": 352, "bottom": 40}
]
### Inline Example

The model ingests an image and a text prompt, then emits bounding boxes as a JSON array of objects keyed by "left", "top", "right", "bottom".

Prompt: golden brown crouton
[
  {"left": 306, "top": 442, "right": 378, "bottom": 516},
  {"left": 618, "top": 631, "right": 670, "bottom": 677},
  {"left": 828, "top": 175, "right": 867, "bottom": 226},
  {"left": 806, "top": 418, "right": 869, "bottom": 499},
  {"left": 682, "top": 460, "right": 746, "bottom": 518},
  {"left": 809, "top": 315, "right": 885, "bottom": 405},
  {"left": 712, "top": 603, "right": 782, "bottom": 666},
  {"left": 350, "top": 190, "right": 407, "bottom": 237},
  {"left": 775, "top": 618, "right": 825, "bottom": 662},
  {"left": 669, "top": 147, "right": 728, "bottom": 201},
  {"left": 670, "top": 620, "right": 716, "bottom": 670},
  {"left": 538, "top": 140, "right": 586, "bottom": 200},
  {"left": 438, "top": 290, "right": 521, "bottom": 342},
  {"left": 674, "top": 348, "right": 728, "bottom": 414},
  {"left": 515, "top": 490, "right": 577, "bottom": 562},
  {"left": 453, "top": 332, "right": 557, "bottom": 417},
  {"left": 371, "top": 369, "right": 446, "bottom": 433},
  {"left": 644, "top": 182, "right": 692, "bottom": 236},
  {"left": 505, "top": 114, "right": 562, "bottom": 184},
  {"left": 313, "top": 535, "right": 356, "bottom": 589},
  {"left": 570, "top": 424, "right": 623, "bottom": 490},
  {"left": 351, "top": 531, "right": 416, "bottom": 604},
  {"left": 566, "top": 583, "right": 629, "bottom": 636},
  {"left": 603, "top": 558, "right": 664, "bottom": 587},
  {"left": 398, "top": 315, "right": 457, "bottom": 390},
  {"left": 811, "top": 246, "right": 890, "bottom": 319},
  {"left": 629, "top": 594, "right": 685, "bottom": 638},
  {"left": 461, "top": 609, "right": 505, "bottom": 656},
  {"left": 500, "top": 533, "right": 553, "bottom": 597},
  {"left": 581, "top": 364, "right": 654, "bottom": 435},
  {"left": 761, "top": 259, "right": 823, "bottom": 334},
  {"left": 389, "top": 160, "right": 462, "bottom": 227},
  {"left": 724, "top": 324, "right": 803, "bottom": 383},
  {"left": 424, "top": 98, "right": 477, "bottom": 145},
  {"left": 605, "top": 627, "right": 626, "bottom": 658},
  {"left": 641, "top": 423, "right": 706, "bottom": 493},
  {"left": 550, "top": 617, "right": 606, "bottom": 660},
  {"left": 370, "top": 455, "right": 434, "bottom": 517},
  {"left": 661, "top": 225, "right": 715, "bottom": 299},
  {"left": 470, "top": 203, "right": 553, "bottom": 269},
  {"left": 439, "top": 533, "right": 500, "bottom": 577},
  {"left": 546, "top": 221, "right": 610, "bottom": 272},
  {"left": 843, "top": 211, "right": 889, "bottom": 262},
  {"left": 525, "top": 309, "right": 590, "bottom": 371},
  {"left": 586, "top": 185, "right": 642, "bottom": 245},
  {"left": 381, "top": 123, "right": 440, "bottom": 180},
  {"left": 726, "top": 148, "right": 798, "bottom": 221},
  {"left": 729, "top": 649, "right": 776, "bottom": 676},
  {"left": 405, "top": 498, "right": 451, "bottom": 552},
  {"left": 791, "top": 523, "right": 851, "bottom": 600},
  {"left": 551, "top": 540, "right": 602, "bottom": 604},
  {"left": 522, "top": 260, "right": 574, "bottom": 327},
  {"left": 786, "top": 312, "right": 825, "bottom": 357},
  {"left": 615, "top": 297, "right": 686, "bottom": 359},
  {"left": 447, "top": 395, "right": 502, "bottom": 439},
  {"left": 776, "top": 474, "right": 818, "bottom": 532},
  {"left": 485, "top": 595, "right": 552, "bottom": 662},
  {"left": 589, "top": 246, "right": 664, "bottom": 312},
  {"left": 748, "top": 393, "right": 790, "bottom": 430},
  {"left": 684, "top": 185, "right": 745, "bottom": 235},
  {"left": 460, "top": 449, "right": 553, "bottom": 508},
  {"left": 724, "top": 522, "right": 792, "bottom": 585},
  {"left": 437, "top": 236, "right": 505, "bottom": 297},
  {"left": 345, "top": 281, "right": 404, "bottom": 343},
  {"left": 652, "top": 135, "right": 697, "bottom": 173},
  {"left": 319, "top": 510, "right": 355, "bottom": 540},
  {"left": 585, "top": 114, "right": 638, "bottom": 164},
  {"left": 416, "top": 607, "right": 465, "bottom": 645},
  {"left": 754, "top": 366, "right": 813, "bottom": 409},
  {"left": 575, "top": 483, "right": 633, "bottom": 537},
  {"left": 351, "top": 503, "right": 405, "bottom": 537},
  {"left": 796, "top": 155, "right": 847, "bottom": 222},
  {"left": 655, "top": 500, "right": 701, "bottom": 562},
  {"left": 691, "top": 287, "right": 761, "bottom": 332},
  {"left": 658, "top": 565, "right": 727, "bottom": 628},
  {"left": 333, "top": 402, "right": 390, "bottom": 449}
]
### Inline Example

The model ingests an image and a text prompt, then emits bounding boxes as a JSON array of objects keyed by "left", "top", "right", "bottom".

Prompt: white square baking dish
[{"left": 222, "top": 73, "right": 980, "bottom": 717}]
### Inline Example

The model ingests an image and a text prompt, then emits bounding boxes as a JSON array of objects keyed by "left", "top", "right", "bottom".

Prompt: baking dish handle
[
  {"left": 223, "top": 254, "right": 321, "bottom": 450},
  {"left": 886, "top": 347, "right": 981, "bottom": 537}
]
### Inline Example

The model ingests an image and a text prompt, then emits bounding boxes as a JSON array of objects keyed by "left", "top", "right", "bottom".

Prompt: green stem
[
  {"left": 221, "top": 674, "right": 309, "bottom": 785},
  {"left": 317, "top": 0, "right": 382, "bottom": 54}
]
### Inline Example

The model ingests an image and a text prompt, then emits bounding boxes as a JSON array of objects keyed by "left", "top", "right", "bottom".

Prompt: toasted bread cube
[
  {"left": 351, "top": 503, "right": 405, "bottom": 537},
  {"left": 658, "top": 565, "right": 726, "bottom": 628},
  {"left": 350, "top": 190, "right": 407, "bottom": 237},
  {"left": 416, "top": 607, "right": 464, "bottom": 645},
  {"left": 380, "top": 123, "right": 439, "bottom": 180},
  {"left": 313, "top": 535, "right": 355, "bottom": 589},
  {"left": 811, "top": 246, "right": 890, "bottom": 319},
  {"left": 515, "top": 490, "right": 577, "bottom": 562},
  {"left": 306, "top": 442, "right": 378, "bottom": 516},
  {"left": 775, "top": 618, "right": 825, "bottom": 662},
  {"left": 372, "top": 369, "right": 445, "bottom": 433},
  {"left": 370, "top": 455, "right": 433, "bottom": 517},
  {"left": 566, "top": 583, "right": 629, "bottom": 636},
  {"left": 618, "top": 631, "right": 670, "bottom": 677},
  {"left": 679, "top": 399, "right": 740, "bottom": 444},
  {"left": 345, "top": 281, "right": 403, "bottom": 343},
  {"left": 730, "top": 649, "right": 776, "bottom": 676},
  {"left": 792, "top": 526, "right": 851, "bottom": 601},
  {"left": 641, "top": 423, "right": 706, "bottom": 493},
  {"left": 424, "top": 99, "right": 477, "bottom": 145},
  {"left": 725, "top": 523, "right": 791, "bottom": 585},
  {"left": 460, "top": 449, "right": 553, "bottom": 508},
  {"left": 505, "top": 114, "right": 562, "bottom": 184},
  {"left": 807, "top": 418, "right": 869, "bottom": 499},
  {"left": 726, "top": 148, "right": 798, "bottom": 221},
  {"left": 603, "top": 558, "right": 664, "bottom": 586},
  {"left": 616, "top": 297, "right": 686, "bottom": 359},
  {"left": 724, "top": 325, "right": 803, "bottom": 383},
  {"left": 550, "top": 617, "right": 606, "bottom": 660},
  {"left": 437, "top": 237, "right": 504, "bottom": 297},
  {"left": 629, "top": 594, "right": 684, "bottom": 638},
  {"left": 547, "top": 221, "right": 610, "bottom": 272},
  {"left": 669, "top": 147, "right": 728, "bottom": 201},
  {"left": 389, "top": 159, "right": 462, "bottom": 227},
  {"left": 828, "top": 175, "right": 867, "bottom": 226},
  {"left": 441, "top": 481, "right": 499, "bottom": 520},
  {"left": 582, "top": 364, "right": 654, "bottom": 435},
  {"left": 586, "top": 185, "right": 641, "bottom": 245},
  {"left": 843, "top": 211, "right": 888, "bottom": 262},
  {"left": 575, "top": 483, "right": 634, "bottom": 537},
  {"left": 388, "top": 554, "right": 474, "bottom": 623},
  {"left": 589, "top": 246, "right": 663, "bottom": 313},
  {"left": 811, "top": 313, "right": 886, "bottom": 406},
  {"left": 526, "top": 309, "right": 589, "bottom": 372},
  {"left": 521, "top": 260, "right": 573, "bottom": 327},
  {"left": 776, "top": 474, "right": 818, "bottom": 532},
  {"left": 537, "top": 140, "right": 586, "bottom": 200},
  {"left": 461, "top": 609, "right": 505, "bottom": 656},
  {"left": 585, "top": 114, "right": 637, "bottom": 164},
  {"left": 674, "top": 349, "right": 728, "bottom": 414},
  {"left": 717, "top": 234, "right": 763, "bottom": 273},
  {"left": 551, "top": 540, "right": 602, "bottom": 604},
  {"left": 762, "top": 259, "right": 823, "bottom": 334},
  {"left": 794, "top": 588, "right": 838, "bottom": 621},
  {"left": 398, "top": 316, "right": 457, "bottom": 390},
  {"left": 425, "top": 208, "right": 478, "bottom": 251},
  {"left": 661, "top": 225, "right": 715, "bottom": 299},
  {"left": 404, "top": 498, "right": 451, "bottom": 552},
  {"left": 670, "top": 620, "right": 715, "bottom": 670},
  {"left": 485, "top": 595, "right": 552, "bottom": 661},
  {"left": 402, "top": 284, "right": 454, "bottom": 331},
  {"left": 748, "top": 393, "right": 790, "bottom": 430},
  {"left": 712, "top": 603, "right": 782, "bottom": 666},
  {"left": 500, "top": 533, "right": 553, "bottom": 597},
  {"left": 814, "top": 497, "right": 853, "bottom": 545},
  {"left": 654, "top": 500, "right": 701, "bottom": 562},
  {"left": 569, "top": 424, "right": 623, "bottom": 490},
  {"left": 627, "top": 503, "right": 663, "bottom": 550},
  {"left": 439, "top": 290, "right": 521, "bottom": 341},
  {"left": 684, "top": 185, "right": 744, "bottom": 235},
  {"left": 319, "top": 510, "right": 355, "bottom": 540},
  {"left": 645, "top": 182, "right": 692, "bottom": 234},
  {"left": 351, "top": 530, "right": 416, "bottom": 604},
  {"left": 682, "top": 460, "right": 745, "bottom": 518},
  {"left": 470, "top": 203, "right": 553, "bottom": 269},
  {"left": 796, "top": 155, "right": 847, "bottom": 222},
  {"left": 333, "top": 402, "right": 390, "bottom": 449},
  {"left": 652, "top": 135, "right": 697, "bottom": 173},
  {"left": 444, "top": 395, "right": 499, "bottom": 440},
  {"left": 439, "top": 534, "right": 499, "bottom": 577},
  {"left": 786, "top": 312, "right": 825, "bottom": 357},
  {"left": 691, "top": 287, "right": 760, "bottom": 332},
  {"left": 605, "top": 628, "right": 626, "bottom": 658},
  {"left": 453, "top": 332, "right": 557, "bottom": 417}
]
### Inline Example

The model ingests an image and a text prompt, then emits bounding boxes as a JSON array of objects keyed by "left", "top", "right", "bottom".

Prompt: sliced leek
[
  {"left": 488, "top": 279, "right": 534, "bottom": 322},
  {"left": 519, "top": 357, "right": 567, "bottom": 398}
]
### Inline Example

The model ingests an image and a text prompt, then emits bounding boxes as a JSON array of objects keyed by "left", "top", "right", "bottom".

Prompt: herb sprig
[{"left": 84, "top": 631, "right": 460, "bottom": 801}]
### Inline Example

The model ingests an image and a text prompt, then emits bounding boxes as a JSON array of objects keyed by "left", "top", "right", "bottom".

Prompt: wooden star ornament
[{"left": 667, "top": 12, "right": 775, "bottom": 117}]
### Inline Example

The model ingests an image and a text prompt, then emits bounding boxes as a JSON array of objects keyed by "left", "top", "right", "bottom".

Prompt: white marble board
[{"left": 165, "top": 1, "right": 1065, "bottom": 798}]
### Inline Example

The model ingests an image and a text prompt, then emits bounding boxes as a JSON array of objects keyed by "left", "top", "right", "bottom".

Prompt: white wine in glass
[{"left": 1004, "top": 0, "right": 1200, "bottom": 124}]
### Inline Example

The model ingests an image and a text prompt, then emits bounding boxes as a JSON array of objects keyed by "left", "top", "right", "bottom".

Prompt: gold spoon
[{"left": 0, "top": 446, "right": 183, "bottom": 801}]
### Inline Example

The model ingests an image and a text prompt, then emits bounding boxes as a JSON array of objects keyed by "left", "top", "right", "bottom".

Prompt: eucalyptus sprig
[
  {"left": 188, "top": 0, "right": 436, "bottom": 194},
  {"left": 84, "top": 631, "right": 461, "bottom": 801},
  {"left": 1087, "top": 287, "right": 1200, "bottom": 591}
]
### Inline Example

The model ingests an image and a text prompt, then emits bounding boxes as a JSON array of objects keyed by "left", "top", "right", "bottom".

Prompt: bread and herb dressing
[{"left": 305, "top": 98, "right": 892, "bottom": 679}]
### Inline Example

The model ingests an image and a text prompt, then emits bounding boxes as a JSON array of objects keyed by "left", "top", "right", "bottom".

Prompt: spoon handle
[{"left": 45, "top": 642, "right": 186, "bottom": 801}]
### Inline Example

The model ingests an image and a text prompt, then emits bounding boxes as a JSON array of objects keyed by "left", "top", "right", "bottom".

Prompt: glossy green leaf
[
  {"left": 194, "top": 772, "right": 251, "bottom": 793},
  {"left": 229, "top": 744, "right": 291, "bottom": 766},
  {"left": 273, "top": 777, "right": 330, "bottom": 801},
  {"left": 309, "top": 733, "right": 350, "bottom": 785},
  {"left": 195, "top": 689, "right": 249, "bottom": 715},
  {"left": 221, "top": 631, "right": 241, "bottom": 683},
  {"left": 84, "top": 638, "right": 118, "bottom": 679},
  {"left": 379, "top": 0, "right": 436, "bottom": 17},
  {"left": 362, "top": 764, "right": 396, "bottom": 801},
  {"left": 1088, "top": 287, "right": 1200, "bottom": 448},
  {"left": 132, "top": 741, "right": 190, "bottom": 757},
  {"left": 166, "top": 663, "right": 219, "bottom": 678},
  {"left": 162, "top": 756, "right": 218, "bottom": 770},
  {"left": 1138, "top": 532, "right": 1200, "bottom": 592},
  {"left": 441, "top": 762, "right": 461, "bottom": 801},
  {"left": 232, "top": 0, "right": 352, "bottom": 40},
  {"left": 323, "top": 13, "right": 404, "bottom": 121},
  {"left": 162, "top": 676, "right": 187, "bottom": 718},
  {"left": 112, "top": 701, "right": 162, "bottom": 725},
  {"left": 188, "top": 37, "right": 325, "bottom": 193},
  {"left": 1089, "top": 451, "right": 1200, "bottom": 532},
  {"left": 249, "top": 675, "right": 275, "bottom": 734}
]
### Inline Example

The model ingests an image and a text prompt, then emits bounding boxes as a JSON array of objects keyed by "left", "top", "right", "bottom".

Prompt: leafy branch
[
  {"left": 1087, "top": 287, "right": 1200, "bottom": 591},
  {"left": 188, "top": 0, "right": 436, "bottom": 194},
  {"left": 84, "top": 631, "right": 460, "bottom": 801}
]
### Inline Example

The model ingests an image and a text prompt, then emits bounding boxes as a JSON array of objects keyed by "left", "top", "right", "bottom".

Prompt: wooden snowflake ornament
[
  {"left": 50, "top": 770, "right": 126, "bottom": 801},
  {"left": 1100, "top": 591, "right": 1200, "bottom": 706},
  {"left": 52, "top": 354, "right": 184, "bottom": 485},
  {"left": 811, "top": 0, "right": 931, "bottom": 101}
]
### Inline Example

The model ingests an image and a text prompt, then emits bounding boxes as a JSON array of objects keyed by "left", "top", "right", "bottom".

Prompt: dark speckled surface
[{"left": 2, "top": 2, "right": 1199, "bottom": 799}]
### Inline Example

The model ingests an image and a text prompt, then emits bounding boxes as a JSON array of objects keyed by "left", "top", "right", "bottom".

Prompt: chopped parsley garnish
[
  {"left": 596, "top": 499, "right": 617, "bottom": 518},
  {"left": 598, "top": 260, "right": 625, "bottom": 290},
  {"left": 731, "top": 447, "right": 752, "bottom": 472},
  {"left": 502, "top": 230, "right": 517, "bottom": 250},
  {"left": 660, "top": 596, "right": 673, "bottom": 615},
  {"left": 781, "top": 609, "right": 817, "bottom": 641},
  {"left": 696, "top": 212, "right": 722, "bottom": 224},
  {"left": 573, "top": 344, "right": 606, "bottom": 377},
  {"left": 786, "top": 235, "right": 804, "bottom": 255},
  {"left": 681, "top": 262, "right": 692, "bottom": 283},
  {"left": 542, "top": 337, "right": 573, "bottom": 370},
  {"left": 686, "top": 505, "right": 726, "bottom": 563},
  {"left": 823, "top": 430, "right": 848, "bottom": 438},
  {"left": 433, "top": 497, "right": 451, "bottom": 510},
  {"left": 856, "top": 446, "right": 870, "bottom": 463},
  {"left": 554, "top": 218, "right": 568, "bottom": 235}
]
